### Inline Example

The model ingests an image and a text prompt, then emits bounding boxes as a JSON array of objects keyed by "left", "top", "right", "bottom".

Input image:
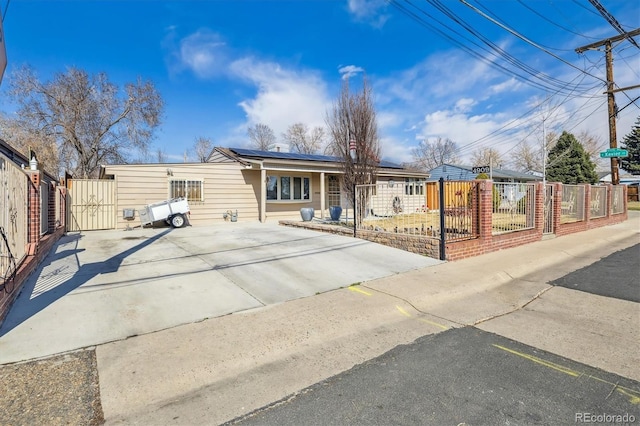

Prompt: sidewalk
[{"left": 97, "top": 213, "right": 639, "bottom": 425}]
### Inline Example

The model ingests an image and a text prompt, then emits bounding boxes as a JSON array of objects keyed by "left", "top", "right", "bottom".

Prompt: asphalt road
[
  {"left": 551, "top": 243, "right": 640, "bottom": 303},
  {"left": 228, "top": 245, "right": 640, "bottom": 426},
  {"left": 229, "top": 327, "right": 640, "bottom": 426}
]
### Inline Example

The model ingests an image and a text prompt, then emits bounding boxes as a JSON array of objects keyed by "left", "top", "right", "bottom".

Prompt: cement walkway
[{"left": 96, "top": 213, "right": 639, "bottom": 425}]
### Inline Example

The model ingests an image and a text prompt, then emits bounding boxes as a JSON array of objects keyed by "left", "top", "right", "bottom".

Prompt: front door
[{"left": 327, "top": 175, "right": 341, "bottom": 208}]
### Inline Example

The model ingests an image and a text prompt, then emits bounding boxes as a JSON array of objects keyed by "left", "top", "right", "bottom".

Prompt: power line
[
  {"left": 388, "top": 0, "right": 599, "bottom": 96},
  {"left": 587, "top": 0, "right": 640, "bottom": 50},
  {"left": 458, "top": 0, "right": 607, "bottom": 84}
]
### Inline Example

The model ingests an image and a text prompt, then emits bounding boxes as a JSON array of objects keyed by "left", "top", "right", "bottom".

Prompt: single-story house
[
  {"left": 599, "top": 171, "right": 640, "bottom": 185},
  {"left": 427, "top": 164, "right": 542, "bottom": 183},
  {"left": 100, "top": 147, "right": 429, "bottom": 229}
]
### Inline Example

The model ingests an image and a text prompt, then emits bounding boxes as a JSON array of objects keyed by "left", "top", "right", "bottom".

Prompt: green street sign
[{"left": 600, "top": 148, "right": 628, "bottom": 158}]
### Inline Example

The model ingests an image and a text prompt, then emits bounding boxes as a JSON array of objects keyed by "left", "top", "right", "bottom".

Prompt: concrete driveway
[{"left": 0, "top": 222, "right": 440, "bottom": 364}]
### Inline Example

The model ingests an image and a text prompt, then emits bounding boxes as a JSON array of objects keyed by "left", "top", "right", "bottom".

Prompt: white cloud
[
  {"left": 338, "top": 65, "right": 364, "bottom": 80},
  {"left": 454, "top": 98, "right": 476, "bottom": 113},
  {"left": 180, "top": 31, "right": 228, "bottom": 78},
  {"left": 230, "top": 57, "right": 332, "bottom": 141},
  {"left": 347, "top": 0, "right": 390, "bottom": 28},
  {"left": 165, "top": 29, "right": 229, "bottom": 79}
]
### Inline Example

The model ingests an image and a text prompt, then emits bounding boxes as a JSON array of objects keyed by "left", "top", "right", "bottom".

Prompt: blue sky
[{"left": 1, "top": 0, "right": 638, "bottom": 166}]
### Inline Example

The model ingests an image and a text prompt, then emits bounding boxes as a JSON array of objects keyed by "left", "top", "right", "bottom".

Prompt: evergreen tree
[
  {"left": 620, "top": 116, "right": 640, "bottom": 175},
  {"left": 546, "top": 131, "right": 598, "bottom": 184}
]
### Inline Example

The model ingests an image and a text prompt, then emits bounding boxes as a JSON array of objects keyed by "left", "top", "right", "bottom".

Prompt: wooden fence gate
[{"left": 67, "top": 179, "right": 116, "bottom": 231}]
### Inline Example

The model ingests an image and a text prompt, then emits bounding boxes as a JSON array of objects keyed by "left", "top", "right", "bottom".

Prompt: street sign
[
  {"left": 472, "top": 166, "right": 490, "bottom": 174},
  {"left": 599, "top": 148, "right": 628, "bottom": 158}
]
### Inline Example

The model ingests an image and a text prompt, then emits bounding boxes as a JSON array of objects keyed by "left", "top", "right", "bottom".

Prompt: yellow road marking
[
  {"left": 493, "top": 344, "right": 579, "bottom": 377},
  {"left": 418, "top": 318, "right": 449, "bottom": 330},
  {"left": 396, "top": 306, "right": 449, "bottom": 330},
  {"left": 348, "top": 286, "right": 372, "bottom": 296},
  {"left": 396, "top": 305, "right": 411, "bottom": 317},
  {"left": 493, "top": 344, "right": 640, "bottom": 405}
]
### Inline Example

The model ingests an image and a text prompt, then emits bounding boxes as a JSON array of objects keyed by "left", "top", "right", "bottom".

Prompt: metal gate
[
  {"left": 67, "top": 179, "right": 116, "bottom": 231},
  {"left": 1, "top": 154, "right": 28, "bottom": 289},
  {"left": 543, "top": 184, "right": 554, "bottom": 235}
]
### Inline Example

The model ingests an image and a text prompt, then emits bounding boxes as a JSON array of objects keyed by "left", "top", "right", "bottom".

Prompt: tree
[
  {"left": 546, "top": 131, "right": 598, "bottom": 184},
  {"left": 247, "top": 123, "right": 276, "bottom": 150},
  {"left": 510, "top": 141, "right": 540, "bottom": 172},
  {"left": 282, "top": 123, "right": 325, "bottom": 154},
  {"left": 0, "top": 114, "right": 59, "bottom": 175},
  {"left": 471, "top": 147, "right": 504, "bottom": 169},
  {"left": 192, "top": 136, "right": 213, "bottom": 162},
  {"left": 156, "top": 148, "right": 168, "bottom": 163},
  {"left": 325, "top": 77, "right": 380, "bottom": 220},
  {"left": 410, "top": 137, "right": 460, "bottom": 171},
  {"left": 620, "top": 116, "right": 640, "bottom": 175},
  {"left": 7, "top": 66, "right": 163, "bottom": 178},
  {"left": 576, "top": 130, "right": 607, "bottom": 170}
]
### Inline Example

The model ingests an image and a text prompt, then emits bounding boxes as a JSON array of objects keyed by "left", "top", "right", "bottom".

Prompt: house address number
[{"left": 472, "top": 166, "right": 490, "bottom": 174}]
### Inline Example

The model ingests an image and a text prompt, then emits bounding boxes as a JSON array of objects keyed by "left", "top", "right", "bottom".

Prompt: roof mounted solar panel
[{"left": 228, "top": 147, "right": 403, "bottom": 169}]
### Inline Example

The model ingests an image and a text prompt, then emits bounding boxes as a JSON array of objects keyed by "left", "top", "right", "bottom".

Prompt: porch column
[
  {"left": 320, "top": 172, "right": 325, "bottom": 219},
  {"left": 260, "top": 168, "right": 267, "bottom": 223}
]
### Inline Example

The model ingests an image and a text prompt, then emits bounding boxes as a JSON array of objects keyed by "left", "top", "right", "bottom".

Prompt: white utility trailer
[{"left": 139, "top": 197, "right": 190, "bottom": 228}]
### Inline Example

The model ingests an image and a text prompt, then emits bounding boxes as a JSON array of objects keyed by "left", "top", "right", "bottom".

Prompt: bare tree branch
[
  {"left": 325, "top": 77, "right": 380, "bottom": 221},
  {"left": 411, "top": 137, "right": 460, "bottom": 171},
  {"left": 282, "top": 123, "right": 324, "bottom": 154},
  {"left": 7, "top": 66, "right": 163, "bottom": 177},
  {"left": 471, "top": 147, "right": 504, "bottom": 169},
  {"left": 247, "top": 123, "right": 276, "bottom": 150},
  {"left": 192, "top": 136, "right": 213, "bottom": 162}
]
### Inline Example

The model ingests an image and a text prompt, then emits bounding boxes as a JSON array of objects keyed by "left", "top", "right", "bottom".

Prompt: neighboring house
[
  {"left": 422, "top": 164, "right": 542, "bottom": 210},
  {"left": 427, "top": 164, "right": 542, "bottom": 183},
  {"left": 100, "top": 147, "right": 429, "bottom": 229},
  {"left": 599, "top": 172, "right": 640, "bottom": 185}
]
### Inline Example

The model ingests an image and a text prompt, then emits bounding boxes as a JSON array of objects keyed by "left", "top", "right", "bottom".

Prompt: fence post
[{"left": 439, "top": 177, "right": 446, "bottom": 261}]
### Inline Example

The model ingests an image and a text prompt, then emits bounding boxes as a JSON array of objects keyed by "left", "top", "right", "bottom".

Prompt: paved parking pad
[
  {"left": 230, "top": 327, "right": 640, "bottom": 425},
  {"left": 0, "top": 222, "right": 439, "bottom": 363}
]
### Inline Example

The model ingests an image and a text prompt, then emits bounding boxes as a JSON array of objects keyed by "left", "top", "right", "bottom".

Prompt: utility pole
[{"left": 575, "top": 28, "right": 640, "bottom": 185}]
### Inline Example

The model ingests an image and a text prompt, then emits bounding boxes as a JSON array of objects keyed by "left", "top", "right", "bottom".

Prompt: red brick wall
[
  {"left": 446, "top": 181, "right": 627, "bottom": 261},
  {"left": 279, "top": 181, "right": 629, "bottom": 263}
]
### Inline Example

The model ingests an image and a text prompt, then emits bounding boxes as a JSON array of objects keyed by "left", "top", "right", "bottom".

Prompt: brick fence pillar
[{"left": 533, "top": 182, "right": 544, "bottom": 234}]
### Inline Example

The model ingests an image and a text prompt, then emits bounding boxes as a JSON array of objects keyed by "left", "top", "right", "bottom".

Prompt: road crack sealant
[{"left": 472, "top": 284, "right": 555, "bottom": 326}]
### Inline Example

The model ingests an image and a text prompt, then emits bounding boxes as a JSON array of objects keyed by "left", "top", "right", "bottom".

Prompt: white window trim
[
  {"left": 266, "top": 174, "right": 312, "bottom": 202},
  {"left": 405, "top": 178, "right": 425, "bottom": 196}
]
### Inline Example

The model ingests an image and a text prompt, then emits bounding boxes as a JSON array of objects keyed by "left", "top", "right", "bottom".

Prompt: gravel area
[{"left": 0, "top": 348, "right": 103, "bottom": 425}]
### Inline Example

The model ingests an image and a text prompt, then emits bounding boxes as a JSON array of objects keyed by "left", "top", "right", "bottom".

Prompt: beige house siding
[
  {"left": 104, "top": 163, "right": 260, "bottom": 229},
  {"left": 101, "top": 149, "right": 429, "bottom": 227}
]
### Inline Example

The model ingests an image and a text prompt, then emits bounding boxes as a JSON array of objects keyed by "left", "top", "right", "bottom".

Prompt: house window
[
  {"left": 170, "top": 179, "right": 204, "bottom": 202},
  {"left": 405, "top": 178, "right": 424, "bottom": 196},
  {"left": 267, "top": 176, "right": 278, "bottom": 200},
  {"left": 267, "top": 175, "right": 311, "bottom": 201}
]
